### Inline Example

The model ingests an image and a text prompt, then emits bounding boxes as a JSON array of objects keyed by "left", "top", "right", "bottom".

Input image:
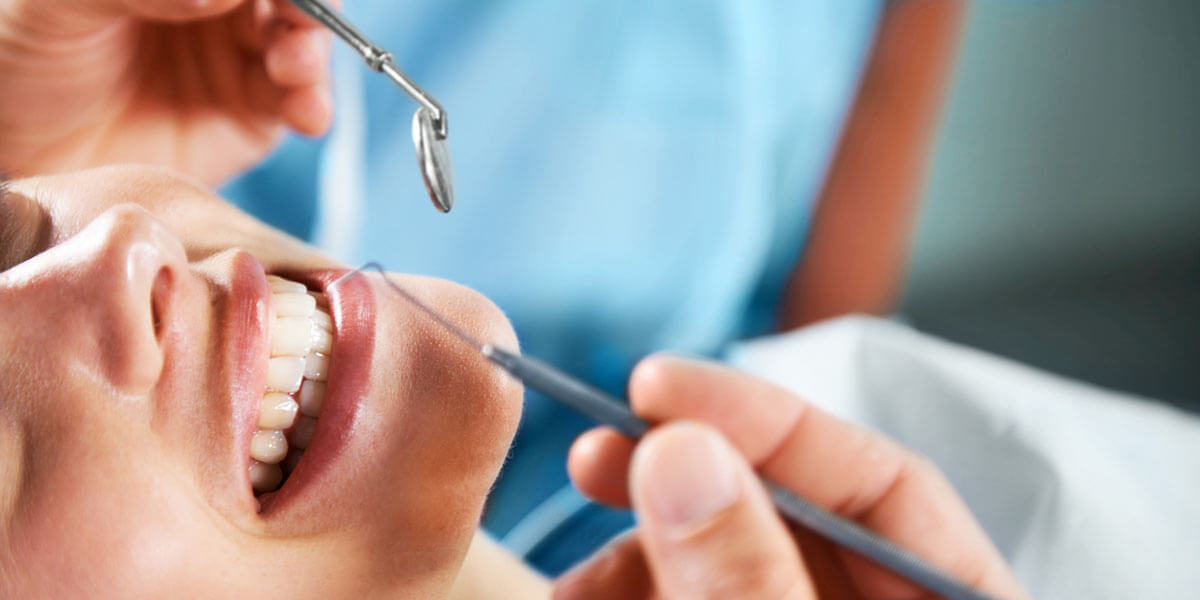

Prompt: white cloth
[{"left": 728, "top": 317, "right": 1200, "bottom": 599}]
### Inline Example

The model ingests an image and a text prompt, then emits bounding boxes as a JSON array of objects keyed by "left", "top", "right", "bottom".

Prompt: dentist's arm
[
  {"left": 0, "top": 0, "right": 334, "bottom": 185},
  {"left": 556, "top": 355, "right": 1027, "bottom": 600},
  {"left": 783, "top": 0, "right": 966, "bottom": 327}
]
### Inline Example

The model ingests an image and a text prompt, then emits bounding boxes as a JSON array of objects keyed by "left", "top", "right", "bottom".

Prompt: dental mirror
[
  {"left": 413, "top": 107, "right": 455, "bottom": 213},
  {"left": 287, "top": 0, "right": 456, "bottom": 213}
]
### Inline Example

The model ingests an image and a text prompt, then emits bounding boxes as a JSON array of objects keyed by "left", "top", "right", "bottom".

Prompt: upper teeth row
[
  {"left": 249, "top": 275, "right": 334, "bottom": 494},
  {"left": 266, "top": 278, "right": 333, "bottom": 392}
]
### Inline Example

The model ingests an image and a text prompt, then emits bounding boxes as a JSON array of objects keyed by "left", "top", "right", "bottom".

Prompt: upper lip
[{"left": 221, "top": 252, "right": 273, "bottom": 508}]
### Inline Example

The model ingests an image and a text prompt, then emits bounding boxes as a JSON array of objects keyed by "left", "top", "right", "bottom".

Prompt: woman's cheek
[{"left": 10, "top": 477, "right": 202, "bottom": 596}]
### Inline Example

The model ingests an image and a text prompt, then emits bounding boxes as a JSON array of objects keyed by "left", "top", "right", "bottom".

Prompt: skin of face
[{"left": 0, "top": 166, "right": 523, "bottom": 597}]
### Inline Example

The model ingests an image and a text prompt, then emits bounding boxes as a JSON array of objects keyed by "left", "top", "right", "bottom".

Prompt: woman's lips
[
  {"left": 256, "top": 268, "right": 376, "bottom": 515},
  {"left": 223, "top": 251, "right": 273, "bottom": 497}
]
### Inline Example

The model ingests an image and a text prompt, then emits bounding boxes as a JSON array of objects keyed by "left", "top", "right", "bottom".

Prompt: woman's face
[{"left": 0, "top": 167, "right": 522, "bottom": 597}]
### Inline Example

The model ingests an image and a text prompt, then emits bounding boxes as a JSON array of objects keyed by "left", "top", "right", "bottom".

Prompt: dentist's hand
[
  {"left": 0, "top": 0, "right": 335, "bottom": 185},
  {"left": 555, "top": 355, "right": 1028, "bottom": 600}
]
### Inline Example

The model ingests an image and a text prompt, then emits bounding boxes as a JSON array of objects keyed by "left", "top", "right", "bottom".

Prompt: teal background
[{"left": 902, "top": 0, "right": 1200, "bottom": 409}]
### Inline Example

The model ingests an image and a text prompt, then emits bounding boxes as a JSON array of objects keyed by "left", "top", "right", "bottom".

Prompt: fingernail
[{"left": 639, "top": 424, "right": 742, "bottom": 529}]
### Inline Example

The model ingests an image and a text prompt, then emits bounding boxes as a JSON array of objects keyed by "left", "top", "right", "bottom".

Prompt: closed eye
[{"left": 0, "top": 180, "right": 52, "bottom": 272}]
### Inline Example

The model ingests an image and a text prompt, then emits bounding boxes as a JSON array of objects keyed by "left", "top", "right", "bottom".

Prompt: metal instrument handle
[{"left": 288, "top": 0, "right": 448, "bottom": 138}]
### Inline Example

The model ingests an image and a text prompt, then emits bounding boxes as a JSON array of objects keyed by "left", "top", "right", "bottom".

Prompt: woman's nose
[{"left": 54, "top": 204, "right": 189, "bottom": 394}]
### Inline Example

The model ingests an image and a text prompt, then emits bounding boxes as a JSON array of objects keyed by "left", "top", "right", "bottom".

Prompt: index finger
[
  {"left": 112, "top": 0, "right": 246, "bottom": 21},
  {"left": 274, "top": 0, "right": 344, "bottom": 30},
  {"left": 627, "top": 354, "right": 1026, "bottom": 600}
]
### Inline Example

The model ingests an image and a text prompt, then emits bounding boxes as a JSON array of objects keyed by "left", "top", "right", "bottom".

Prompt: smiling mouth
[{"left": 248, "top": 275, "right": 334, "bottom": 495}]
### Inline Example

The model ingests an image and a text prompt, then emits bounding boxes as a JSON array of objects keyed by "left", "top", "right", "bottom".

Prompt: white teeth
[
  {"left": 273, "top": 292, "right": 316, "bottom": 317},
  {"left": 267, "top": 276, "right": 307, "bottom": 294},
  {"left": 258, "top": 393, "right": 299, "bottom": 429},
  {"left": 311, "top": 308, "right": 333, "bottom": 332},
  {"left": 249, "top": 461, "right": 283, "bottom": 492},
  {"left": 272, "top": 317, "right": 314, "bottom": 357},
  {"left": 250, "top": 429, "right": 288, "bottom": 464},
  {"left": 290, "top": 416, "right": 317, "bottom": 450},
  {"left": 309, "top": 324, "right": 333, "bottom": 354},
  {"left": 298, "top": 380, "right": 326, "bottom": 417},
  {"left": 253, "top": 276, "right": 337, "bottom": 496},
  {"left": 303, "top": 352, "right": 329, "bottom": 381},
  {"left": 266, "top": 356, "right": 306, "bottom": 393}
]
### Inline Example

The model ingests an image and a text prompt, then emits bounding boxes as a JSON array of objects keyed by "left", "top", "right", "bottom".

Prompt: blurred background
[{"left": 900, "top": 0, "right": 1200, "bottom": 411}]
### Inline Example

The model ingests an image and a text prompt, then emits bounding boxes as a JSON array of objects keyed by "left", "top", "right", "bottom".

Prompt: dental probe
[
  {"left": 333, "top": 264, "right": 998, "bottom": 600},
  {"left": 287, "top": 0, "right": 455, "bottom": 213}
]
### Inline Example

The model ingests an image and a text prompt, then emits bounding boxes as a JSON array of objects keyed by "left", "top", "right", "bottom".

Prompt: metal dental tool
[
  {"left": 288, "top": 0, "right": 454, "bottom": 213},
  {"left": 331, "top": 263, "right": 999, "bottom": 600}
]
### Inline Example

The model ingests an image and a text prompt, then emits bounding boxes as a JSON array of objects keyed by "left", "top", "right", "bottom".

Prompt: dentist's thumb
[{"left": 629, "top": 422, "right": 815, "bottom": 600}]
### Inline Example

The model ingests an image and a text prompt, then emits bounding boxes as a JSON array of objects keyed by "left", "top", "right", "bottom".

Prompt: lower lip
[{"left": 257, "top": 268, "right": 376, "bottom": 514}]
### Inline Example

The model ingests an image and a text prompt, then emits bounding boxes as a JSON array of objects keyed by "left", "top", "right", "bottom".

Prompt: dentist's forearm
[{"left": 782, "top": 0, "right": 966, "bottom": 328}]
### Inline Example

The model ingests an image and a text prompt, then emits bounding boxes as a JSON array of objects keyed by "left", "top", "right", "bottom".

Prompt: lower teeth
[{"left": 249, "top": 461, "right": 283, "bottom": 492}]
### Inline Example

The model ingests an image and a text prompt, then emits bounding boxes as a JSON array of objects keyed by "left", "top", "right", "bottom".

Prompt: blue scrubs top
[{"left": 225, "top": 0, "right": 884, "bottom": 574}]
